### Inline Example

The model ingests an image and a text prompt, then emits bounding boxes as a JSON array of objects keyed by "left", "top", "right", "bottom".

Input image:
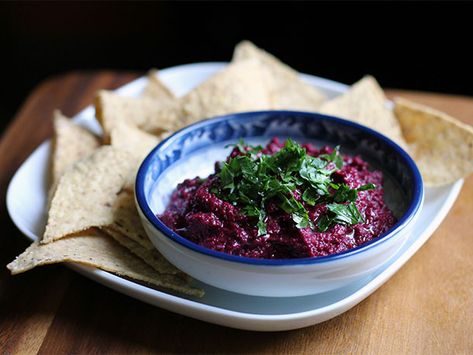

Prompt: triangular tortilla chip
[
  {"left": 110, "top": 121, "right": 165, "bottom": 163},
  {"left": 7, "top": 232, "right": 203, "bottom": 297},
  {"left": 108, "top": 189, "right": 154, "bottom": 250},
  {"left": 142, "top": 69, "right": 175, "bottom": 99},
  {"left": 102, "top": 227, "right": 180, "bottom": 275},
  {"left": 110, "top": 121, "right": 170, "bottom": 189},
  {"left": 95, "top": 91, "right": 182, "bottom": 142},
  {"left": 233, "top": 40, "right": 326, "bottom": 110},
  {"left": 110, "top": 126, "right": 170, "bottom": 250},
  {"left": 233, "top": 41, "right": 297, "bottom": 77},
  {"left": 42, "top": 146, "right": 135, "bottom": 244},
  {"left": 51, "top": 111, "right": 100, "bottom": 187},
  {"left": 394, "top": 97, "right": 473, "bottom": 186},
  {"left": 180, "top": 59, "right": 273, "bottom": 126},
  {"left": 319, "top": 76, "right": 407, "bottom": 148}
]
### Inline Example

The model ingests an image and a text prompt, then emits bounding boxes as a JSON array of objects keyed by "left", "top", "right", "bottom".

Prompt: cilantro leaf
[
  {"left": 327, "top": 202, "right": 363, "bottom": 225},
  {"left": 333, "top": 183, "right": 376, "bottom": 203},
  {"left": 270, "top": 139, "right": 306, "bottom": 174},
  {"left": 333, "top": 184, "right": 358, "bottom": 202},
  {"left": 317, "top": 202, "right": 364, "bottom": 232},
  {"left": 256, "top": 209, "right": 267, "bottom": 236},
  {"left": 302, "top": 188, "right": 319, "bottom": 206},
  {"left": 320, "top": 145, "right": 343, "bottom": 169},
  {"left": 357, "top": 183, "right": 376, "bottom": 191},
  {"left": 243, "top": 205, "right": 267, "bottom": 236},
  {"left": 220, "top": 162, "right": 235, "bottom": 192}
]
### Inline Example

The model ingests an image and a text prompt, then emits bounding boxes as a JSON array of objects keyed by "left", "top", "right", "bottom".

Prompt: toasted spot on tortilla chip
[
  {"left": 394, "top": 97, "right": 473, "bottom": 186},
  {"left": 7, "top": 232, "right": 203, "bottom": 297},
  {"left": 319, "top": 76, "right": 407, "bottom": 148},
  {"left": 233, "top": 40, "right": 325, "bottom": 110},
  {"left": 142, "top": 69, "right": 175, "bottom": 99},
  {"left": 180, "top": 59, "right": 273, "bottom": 126},
  {"left": 42, "top": 146, "right": 135, "bottom": 244},
  {"left": 103, "top": 227, "right": 181, "bottom": 275},
  {"left": 51, "top": 111, "right": 100, "bottom": 187}
]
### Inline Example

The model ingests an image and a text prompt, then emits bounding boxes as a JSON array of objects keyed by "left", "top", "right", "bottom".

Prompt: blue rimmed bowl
[{"left": 136, "top": 111, "right": 424, "bottom": 297}]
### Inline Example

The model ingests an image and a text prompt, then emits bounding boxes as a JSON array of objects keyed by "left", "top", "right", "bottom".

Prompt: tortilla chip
[
  {"left": 180, "top": 59, "right": 273, "bottom": 126},
  {"left": 394, "top": 97, "right": 473, "bottom": 186},
  {"left": 7, "top": 232, "right": 203, "bottom": 297},
  {"left": 42, "top": 146, "right": 135, "bottom": 244},
  {"left": 233, "top": 41, "right": 297, "bottom": 77},
  {"left": 51, "top": 111, "right": 100, "bottom": 187},
  {"left": 95, "top": 91, "right": 182, "bottom": 143},
  {"left": 110, "top": 121, "right": 166, "bottom": 162},
  {"left": 110, "top": 121, "right": 170, "bottom": 190},
  {"left": 319, "top": 76, "right": 407, "bottom": 149},
  {"left": 142, "top": 69, "right": 175, "bottom": 99},
  {"left": 102, "top": 227, "right": 180, "bottom": 275},
  {"left": 233, "top": 40, "right": 326, "bottom": 110},
  {"left": 107, "top": 189, "right": 155, "bottom": 250}
]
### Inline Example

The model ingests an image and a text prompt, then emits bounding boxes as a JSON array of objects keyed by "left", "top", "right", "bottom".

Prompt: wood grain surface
[{"left": 1, "top": 72, "right": 472, "bottom": 354}]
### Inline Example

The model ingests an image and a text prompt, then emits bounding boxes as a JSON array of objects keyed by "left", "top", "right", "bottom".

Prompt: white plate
[{"left": 6, "top": 63, "right": 463, "bottom": 331}]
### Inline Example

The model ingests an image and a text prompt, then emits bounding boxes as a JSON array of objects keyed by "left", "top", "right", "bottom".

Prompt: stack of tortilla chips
[{"left": 7, "top": 41, "right": 473, "bottom": 296}]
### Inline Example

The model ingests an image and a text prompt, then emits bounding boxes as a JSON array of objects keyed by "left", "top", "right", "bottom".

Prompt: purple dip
[{"left": 159, "top": 138, "right": 396, "bottom": 259}]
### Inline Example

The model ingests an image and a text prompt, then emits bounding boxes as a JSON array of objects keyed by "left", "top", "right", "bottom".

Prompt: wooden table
[{"left": 1, "top": 71, "right": 472, "bottom": 354}]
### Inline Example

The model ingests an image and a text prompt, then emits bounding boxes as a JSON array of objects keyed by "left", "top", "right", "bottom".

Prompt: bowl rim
[{"left": 135, "top": 110, "right": 424, "bottom": 266}]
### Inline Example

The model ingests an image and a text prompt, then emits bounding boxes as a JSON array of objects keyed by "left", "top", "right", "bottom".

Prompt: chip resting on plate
[
  {"left": 7, "top": 232, "right": 203, "bottom": 297},
  {"left": 102, "top": 227, "right": 180, "bottom": 275},
  {"left": 179, "top": 58, "right": 273, "bottom": 126},
  {"left": 319, "top": 76, "right": 407, "bottom": 149},
  {"left": 50, "top": 111, "right": 100, "bottom": 188},
  {"left": 110, "top": 121, "right": 169, "bottom": 189},
  {"left": 95, "top": 91, "right": 182, "bottom": 142},
  {"left": 110, "top": 120, "right": 166, "bottom": 163},
  {"left": 95, "top": 71, "right": 177, "bottom": 142},
  {"left": 394, "top": 97, "right": 473, "bottom": 186},
  {"left": 142, "top": 69, "right": 175, "bottom": 99},
  {"left": 233, "top": 40, "right": 326, "bottom": 110},
  {"left": 42, "top": 146, "right": 135, "bottom": 244},
  {"left": 107, "top": 189, "right": 155, "bottom": 250}
]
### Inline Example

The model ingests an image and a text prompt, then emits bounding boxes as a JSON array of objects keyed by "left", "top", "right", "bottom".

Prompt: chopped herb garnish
[
  {"left": 317, "top": 202, "right": 364, "bottom": 232},
  {"left": 214, "top": 139, "right": 375, "bottom": 236}
]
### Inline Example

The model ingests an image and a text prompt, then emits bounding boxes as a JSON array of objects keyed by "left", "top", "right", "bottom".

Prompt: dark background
[{"left": 1, "top": 1, "right": 471, "bottom": 133}]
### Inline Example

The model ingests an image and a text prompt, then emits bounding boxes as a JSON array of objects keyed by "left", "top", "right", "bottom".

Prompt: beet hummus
[{"left": 159, "top": 138, "right": 396, "bottom": 259}]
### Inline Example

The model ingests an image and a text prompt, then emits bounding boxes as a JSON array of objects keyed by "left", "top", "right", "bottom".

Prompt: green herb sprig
[{"left": 213, "top": 139, "right": 374, "bottom": 236}]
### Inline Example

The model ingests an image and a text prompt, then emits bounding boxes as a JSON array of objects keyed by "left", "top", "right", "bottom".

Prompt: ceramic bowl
[{"left": 135, "top": 111, "right": 424, "bottom": 297}]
